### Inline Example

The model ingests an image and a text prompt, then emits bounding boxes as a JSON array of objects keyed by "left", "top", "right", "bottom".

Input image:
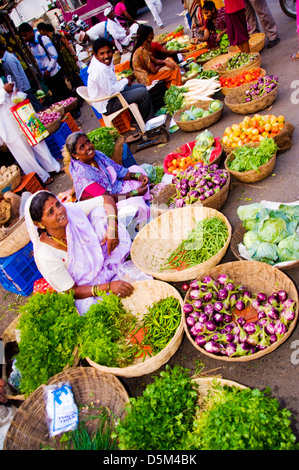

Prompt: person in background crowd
[
  {"left": 0, "top": 43, "right": 43, "bottom": 112},
  {"left": 113, "top": 1, "right": 138, "bottom": 28},
  {"left": 245, "top": 0, "right": 280, "bottom": 49},
  {"left": 37, "top": 22, "right": 82, "bottom": 91},
  {"left": 18, "top": 22, "right": 71, "bottom": 103},
  {"left": 144, "top": 0, "right": 164, "bottom": 29},
  {"left": 104, "top": 6, "right": 139, "bottom": 49},
  {"left": 131, "top": 25, "right": 182, "bottom": 88},
  {"left": 87, "top": 38, "right": 154, "bottom": 125},
  {"left": 0, "top": 80, "right": 61, "bottom": 185},
  {"left": 72, "top": 14, "right": 88, "bottom": 31},
  {"left": 224, "top": 0, "right": 250, "bottom": 52},
  {"left": 193, "top": 0, "right": 227, "bottom": 49},
  {"left": 183, "top": 0, "right": 205, "bottom": 37}
]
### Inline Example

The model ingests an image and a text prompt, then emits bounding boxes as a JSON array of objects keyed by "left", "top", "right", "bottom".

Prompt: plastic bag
[{"left": 44, "top": 381, "right": 78, "bottom": 438}]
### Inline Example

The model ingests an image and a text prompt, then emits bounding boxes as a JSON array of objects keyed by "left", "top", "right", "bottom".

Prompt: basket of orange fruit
[
  {"left": 220, "top": 68, "right": 266, "bottom": 96},
  {"left": 221, "top": 114, "right": 294, "bottom": 154},
  {"left": 163, "top": 136, "right": 223, "bottom": 176}
]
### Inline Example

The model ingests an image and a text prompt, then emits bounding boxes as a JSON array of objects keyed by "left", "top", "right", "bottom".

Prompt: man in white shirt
[
  {"left": 87, "top": 38, "right": 154, "bottom": 124},
  {"left": 76, "top": 7, "right": 137, "bottom": 53}
]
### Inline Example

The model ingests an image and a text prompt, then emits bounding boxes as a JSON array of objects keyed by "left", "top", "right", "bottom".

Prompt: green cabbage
[
  {"left": 196, "top": 129, "right": 214, "bottom": 147},
  {"left": 248, "top": 240, "right": 278, "bottom": 264},
  {"left": 243, "top": 230, "right": 260, "bottom": 250},
  {"left": 276, "top": 233, "right": 299, "bottom": 262},
  {"left": 190, "top": 106, "right": 204, "bottom": 119},
  {"left": 257, "top": 217, "right": 288, "bottom": 244},
  {"left": 209, "top": 99, "right": 222, "bottom": 113}
]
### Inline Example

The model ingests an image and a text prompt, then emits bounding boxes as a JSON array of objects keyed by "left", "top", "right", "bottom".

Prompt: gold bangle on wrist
[
  {"left": 107, "top": 214, "right": 118, "bottom": 220},
  {"left": 107, "top": 225, "right": 117, "bottom": 232}
]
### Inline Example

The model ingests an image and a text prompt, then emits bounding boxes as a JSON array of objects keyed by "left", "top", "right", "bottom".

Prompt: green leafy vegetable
[
  {"left": 87, "top": 127, "right": 119, "bottom": 157},
  {"left": 183, "top": 383, "right": 299, "bottom": 450},
  {"left": 164, "top": 85, "right": 189, "bottom": 115},
  {"left": 114, "top": 365, "right": 199, "bottom": 450},
  {"left": 228, "top": 138, "right": 278, "bottom": 173},
  {"left": 15, "top": 292, "right": 82, "bottom": 397}
]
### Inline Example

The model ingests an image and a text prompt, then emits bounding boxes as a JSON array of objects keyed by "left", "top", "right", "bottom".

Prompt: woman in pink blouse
[{"left": 224, "top": 0, "right": 250, "bottom": 52}]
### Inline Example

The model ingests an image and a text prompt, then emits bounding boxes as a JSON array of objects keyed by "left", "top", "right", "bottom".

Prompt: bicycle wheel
[{"left": 279, "top": 0, "right": 296, "bottom": 19}]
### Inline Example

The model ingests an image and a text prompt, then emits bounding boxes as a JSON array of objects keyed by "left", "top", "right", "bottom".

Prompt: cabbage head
[
  {"left": 277, "top": 233, "right": 299, "bottom": 262},
  {"left": 257, "top": 217, "right": 288, "bottom": 244},
  {"left": 248, "top": 240, "right": 278, "bottom": 264},
  {"left": 209, "top": 99, "right": 222, "bottom": 113},
  {"left": 243, "top": 230, "right": 260, "bottom": 250},
  {"left": 196, "top": 129, "right": 214, "bottom": 147},
  {"left": 190, "top": 106, "right": 204, "bottom": 119}
]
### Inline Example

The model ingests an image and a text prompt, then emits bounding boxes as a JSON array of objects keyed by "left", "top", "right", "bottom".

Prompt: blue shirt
[
  {"left": 28, "top": 32, "right": 60, "bottom": 77},
  {"left": 1, "top": 51, "right": 31, "bottom": 91}
]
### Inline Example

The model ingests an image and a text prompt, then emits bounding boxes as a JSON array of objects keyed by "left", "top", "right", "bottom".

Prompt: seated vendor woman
[
  {"left": 131, "top": 25, "right": 182, "bottom": 88},
  {"left": 25, "top": 190, "right": 134, "bottom": 315},
  {"left": 63, "top": 132, "right": 150, "bottom": 231}
]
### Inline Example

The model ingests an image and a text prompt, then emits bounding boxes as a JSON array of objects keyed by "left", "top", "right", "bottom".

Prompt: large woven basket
[
  {"left": 3, "top": 367, "right": 130, "bottom": 450},
  {"left": 151, "top": 173, "right": 230, "bottom": 219},
  {"left": 221, "top": 120, "right": 294, "bottom": 155},
  {"left": 86, "top": 280, "right": 184, "bottom": 377},
  {"left": 183, "top": 260, "right": 299, "bottom": 362},
  {"left": 224, "top": 85, "right": 277, "bottom": 114},
  {"left": 63, "top": 97, "right": 78, "bottom": 114},
  {"left": 194, "top": 377, "right": 247, "bottom": 402},
  {"left": 131, "top": 205, "right": 232, "bottom": 282},
  {"left": 231, "top": 223, "right": 299, "bottom": 272},
  {"left": 173, "top": 100, "right": 223, "bottom": 132},
  {"left": 45, "top": 116, "right": 61, "bottom": 136},
  {"left": 0, "top": 217, "right": 30, "bottom": 257},
  {"left": 220, "top": 68, "right": 266, "bottom": 96},
  {"left": 224, "top": 152, "right": 276, "bottom": 183},
  {"left": 229, "top": 33, "right": 266, "bottom": 53},
  {"left": 203, "top": 52, "right": 261, "bottom": 77},
  {"left": 0, "top": 167, "right": 21, "bottom": 198}
]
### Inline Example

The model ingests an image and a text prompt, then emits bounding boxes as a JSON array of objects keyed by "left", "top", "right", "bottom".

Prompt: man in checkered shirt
[{"left": 19, "top": 22, "right": 71, "bottom": 103}]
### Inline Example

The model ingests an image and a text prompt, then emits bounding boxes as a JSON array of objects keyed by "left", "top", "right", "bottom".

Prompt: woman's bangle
[
  {"left": 91, "top": 285, "right": 100, "bottom": 297},
  {"left": 107, "top": 225, "right": 117, "bottom": 232},
  {"left": 129, "top": 189, "right": 139, "bottom": 197},
  {"left": 107, "top": 214, "right": 118, "bottom": 221},
  {"left": 130, "top": 172, "right": 142, "bottom": 181}
]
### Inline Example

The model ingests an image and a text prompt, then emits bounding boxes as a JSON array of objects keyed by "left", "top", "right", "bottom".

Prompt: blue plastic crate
[
  {"left": 45, "top": 122, "right": 73, "bottom": 160},
  {"left": 0, "top": 241, "right": 41, "bottom": 296}
]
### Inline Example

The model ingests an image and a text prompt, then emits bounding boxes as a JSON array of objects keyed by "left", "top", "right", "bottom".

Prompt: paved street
[{"left": 2, "top": 0, "right": 299, "bottom": 437}]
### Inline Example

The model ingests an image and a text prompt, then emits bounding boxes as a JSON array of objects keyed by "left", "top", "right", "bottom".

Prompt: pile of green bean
[
  {"left": 162, "top": 217, "right": 228, "bottom": 271},
  {"left": 142, "top": 297, "right": 181, "bottom": 354}
]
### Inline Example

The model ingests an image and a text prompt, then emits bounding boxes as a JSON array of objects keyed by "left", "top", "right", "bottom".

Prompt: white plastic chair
[{"left": 76, "top": 86, "right": 145, "bottom": 132}]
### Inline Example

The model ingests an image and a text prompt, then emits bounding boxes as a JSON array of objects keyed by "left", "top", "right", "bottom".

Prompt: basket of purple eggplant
[
  {"left": 151, "top": 163, "right": 231, "bottom": 219},
  {"left": 183, "top": 260, "right": 298, "bottom": 361},
  {"left": 224, "top": 75, "right": 278, "bottom": 115}
]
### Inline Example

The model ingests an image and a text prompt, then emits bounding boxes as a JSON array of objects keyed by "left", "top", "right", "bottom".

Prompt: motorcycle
[{"left": 279, "top": 0, "right": 296, "bottom": 19}]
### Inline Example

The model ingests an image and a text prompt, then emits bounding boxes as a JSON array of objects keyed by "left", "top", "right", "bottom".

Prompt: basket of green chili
[
  {"left": 85, "top": 280, "right": 185, "bottom": 378},
  {"left": 131, "top": 205, "right": 232, "bottom": 282}
]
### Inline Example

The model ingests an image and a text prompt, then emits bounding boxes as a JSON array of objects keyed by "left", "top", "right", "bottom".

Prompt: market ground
[{"left": 2, "top": 0, "right": 299, "bottom": 436}]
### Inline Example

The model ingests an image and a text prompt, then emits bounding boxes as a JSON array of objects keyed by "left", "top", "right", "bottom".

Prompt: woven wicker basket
[
  {"left": 63, "top": 98, "right": 78, "bottom": 114},
  {"left": 151, "top": 173, "right": 231, "bottom": 218},
  {"left": 220, "top": 68, "right": 266, "bottom": 96},
  {"left": 183, "top": 260, "right": 299, "bottom": 362},
  {"left": 221, "top": 121, "right": 294, "bottom": 155},
  {"left": 45, "top": 116, "right": 61, "bottom": 136},
  {"left": 224, "top": 152, "right": 276, "bottom": 183},
  {"left": 173, "top": 100, "right": 223, "bottom": 132},
  {"left": 131, "top": 205, "right": 232, "bottom": 282},
  {"left": 0, "top": 167, "right": 21, "bottom": 198},
  {"left": 0, "top": 217, "right": 30, "bottom": 257},
  {"left": 224, "top": 85, "right": 277, "bottom": 115},
  {"left": 229, "top": 33, "right": 266, "bottom": 53},
  {"left": 0, "top": 200, "right": 11, "bottom": 227},
  {"left": 86, "top": 280, "right": 184, "bottom": 377},
  {"left": 194, "top": 377, "right": 247, "bottom": 401},
  {"left": 231, "top": 223, "right": 299, "bottom": 272},
  {"left": 203, "top": 52, "right": 261, "bottom": 77},
  {"left": 3, "top": 367, "right": 130, "bottom": 450}
]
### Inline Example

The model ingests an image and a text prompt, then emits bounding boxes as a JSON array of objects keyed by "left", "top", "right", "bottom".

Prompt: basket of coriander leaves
[
  {"left": 4, "top": 367, "right": 130, "bottom": 450},
  {"left": 80, "top": 280, "right": 185, "bottom": 378},
  {"left": 224, "top": 137, "right": 278, "bottom": 183}
]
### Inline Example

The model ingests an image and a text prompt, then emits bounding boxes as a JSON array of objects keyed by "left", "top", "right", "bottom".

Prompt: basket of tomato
[{"left": 220, "top": 68, "right": 266, "bottom": 96}]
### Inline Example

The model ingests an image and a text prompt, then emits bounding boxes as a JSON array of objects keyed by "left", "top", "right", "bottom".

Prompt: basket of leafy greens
[
  {"left": 224, "top": 137, "right": 278, "bottom": 183},
  {"left": 87, "top": 127, "right": 120, "bottom": 158}
]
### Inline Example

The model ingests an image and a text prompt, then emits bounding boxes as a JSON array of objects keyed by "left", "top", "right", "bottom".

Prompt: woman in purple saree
[
  {"left": 25, "top": 190, "right": 147, "bottom": 315},
  {"left": 63, "top": 132, "right": 150, "bottom": 236}
]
